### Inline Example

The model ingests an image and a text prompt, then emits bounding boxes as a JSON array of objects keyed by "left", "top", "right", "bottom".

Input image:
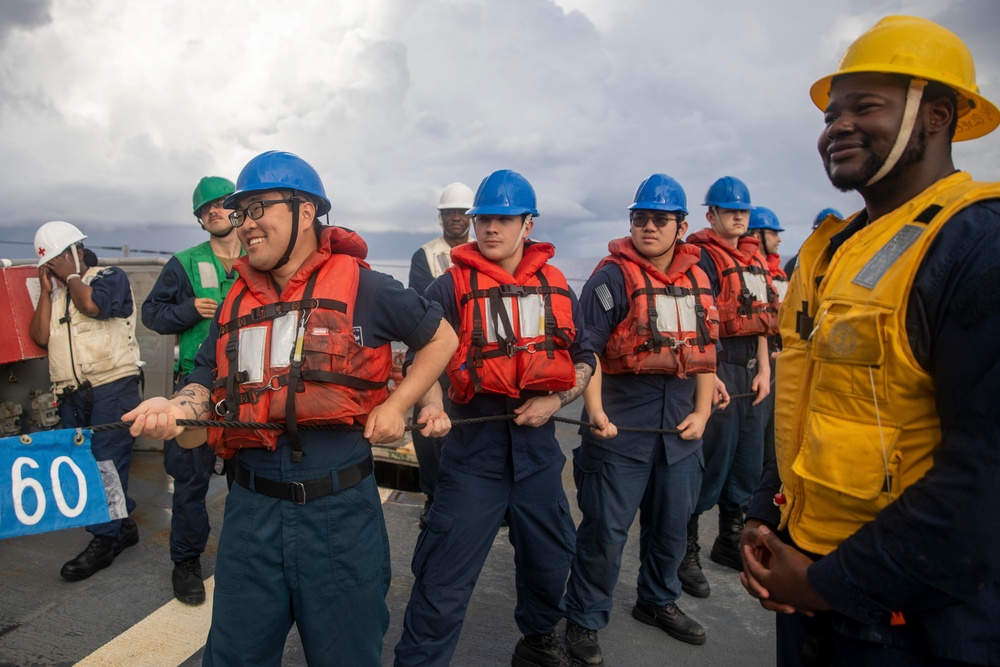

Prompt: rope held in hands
[{"left": 89, "top": 391, "right": 759, "bottom": 437}]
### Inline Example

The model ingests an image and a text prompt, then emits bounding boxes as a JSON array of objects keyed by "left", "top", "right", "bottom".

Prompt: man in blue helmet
[
  {"left": 126, "top": 151, "right": 457, "bottom": 666},
  {"left": 682, "top": 176, "right": 777, "bottom": 597},
  {"left": 394, "top": 169, "right": 597, "bottom": 667},
  {"left": 141, "top": 175, "right": 242, "bottom": 605},
  {"left": 747, "top": 206, "right": 787, "bottom": 471},
  {"left": 562, "top": 174, "right": 718, "bottom": 664}
]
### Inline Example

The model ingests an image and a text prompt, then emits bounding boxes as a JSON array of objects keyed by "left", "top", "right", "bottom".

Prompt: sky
[{"left": 1, "top": 0, "right": 998, "bottom": 271}]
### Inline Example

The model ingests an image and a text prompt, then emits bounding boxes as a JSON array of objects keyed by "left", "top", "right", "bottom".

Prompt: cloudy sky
[{"left": 1, "top": 0, "right": 998, "bottom": 272}]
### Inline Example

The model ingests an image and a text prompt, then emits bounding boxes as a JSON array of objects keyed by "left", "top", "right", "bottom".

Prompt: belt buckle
[
  {"left": 290, "top": 482, "right": 307, "bottom": 505},
  {"left": 746, "top": 358, "right": 757, "bottom": 370}
]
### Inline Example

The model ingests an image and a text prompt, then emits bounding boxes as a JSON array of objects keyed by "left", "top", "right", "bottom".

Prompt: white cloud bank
[{"left": 1, "top": 0, "right": 997, "bottom": 261}]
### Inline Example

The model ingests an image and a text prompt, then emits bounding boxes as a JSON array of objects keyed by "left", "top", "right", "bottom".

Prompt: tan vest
[
  {"left": 47, "top": 267, "right": 142, "bottom": 392},
  {"left": 775, "top": 172, "right": 1000, "bottom": 555},
  {"left": 420, "top": 236, "right": 454, "bottom": 279}
]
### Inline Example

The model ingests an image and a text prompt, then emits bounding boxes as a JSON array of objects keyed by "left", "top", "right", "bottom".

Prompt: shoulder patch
[{"left": 595, "top": 283, "right": 614, "bottom": 312}]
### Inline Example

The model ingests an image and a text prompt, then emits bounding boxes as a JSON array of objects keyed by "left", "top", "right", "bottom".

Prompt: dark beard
[{"left": 827, "top": 124, "right": 928, "bottom": 192}]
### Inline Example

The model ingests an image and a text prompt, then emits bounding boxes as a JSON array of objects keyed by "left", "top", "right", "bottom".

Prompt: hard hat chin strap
[
  {"left": 504, "top": 216, "right": 530, "bottom": 261},
  {"left": 271, "top": 196, "right": 301, "bottom": 271},
  {"left": 865, "top": 79, "right": 927, "bottom": 187}
]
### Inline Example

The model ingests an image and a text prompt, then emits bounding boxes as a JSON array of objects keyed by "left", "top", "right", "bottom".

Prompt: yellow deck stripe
[{"left": 77, "top": 486, "right": 395, "bottom": 666}]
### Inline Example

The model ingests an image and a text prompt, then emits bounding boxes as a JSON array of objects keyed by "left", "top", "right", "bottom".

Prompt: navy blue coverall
[
  {"left": 408, "top": 247, "right": 449, "bottom": 501},
  {"left": 695, "top": 253, "right": 767, "bottom": 516},
  {"left": 394, "top": 270, "right": 595, "bottom": 667},
  {"left": 187, "top": 267, "right": 444, "bottom": 667},
  {"left": 142, "top": 256, "right": 222, "bottom": 563},
  {"left": 563, "top": 260, "right": 705, "bottom": 630}
]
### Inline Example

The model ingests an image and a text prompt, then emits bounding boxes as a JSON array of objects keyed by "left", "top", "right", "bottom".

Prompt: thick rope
[{"left": 89, "top": 390, "right": 760, "bottom": 436}]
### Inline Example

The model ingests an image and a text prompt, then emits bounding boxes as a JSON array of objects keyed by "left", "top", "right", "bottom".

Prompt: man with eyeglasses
[
  {"left": 141, "top": 176, "right": 242, "bottom": 605},
  {"left": 395, "top": 169, "right": 596, "bottom": 667},
  {"left": 126, "top": 151, "right": 457, "bottom": 666},
  {"left": 682, "top": 176, "right": 777, "bottom": 598},
  {"left": 562, "top": 174, "right": 718, "bottom": 664},
  {"left": 407, "top": 182, "right": 475, "bottom": 529}
]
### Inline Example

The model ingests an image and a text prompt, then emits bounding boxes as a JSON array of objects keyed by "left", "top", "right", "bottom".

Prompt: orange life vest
[
  {"left": 447, "top": 241, "right": 577, "bottom": 404},
  {"left": 766, "top": 253, "right": 789, "bottom": 305},
  {"left": 596, "top": 239, "right": 718, "bottom": 378},
  {"left": 687, "top": 229, "right": 778, "bottom": 337},
  {"left": 208, "top": 227, "right": 391, "bottom": 460}
]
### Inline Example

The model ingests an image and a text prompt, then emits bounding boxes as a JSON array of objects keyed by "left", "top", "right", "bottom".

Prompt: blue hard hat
[
  {"left": 224, "top": 151, "right": 332, "bottom": 217},
  {"left": 467, "top": 169, "right": 539, "bottom": 217},
  {"left": 703, "top": 176, "right": 752, "bottom": 209},
  {"left": 628, "top": 173, "right": 688, "bottom": 214},
  {"left": 748, "top": 206, "right": 784, "bottom": 232},
  {"left": 813, "top": 207, "right": 843, "bottom": 229}
]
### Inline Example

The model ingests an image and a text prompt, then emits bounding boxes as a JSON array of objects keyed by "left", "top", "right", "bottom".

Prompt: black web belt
[{"left": 234, "top": 457, "right": 373, "bottom": 505}]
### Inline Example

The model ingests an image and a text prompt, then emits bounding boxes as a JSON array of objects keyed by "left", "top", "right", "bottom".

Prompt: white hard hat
[
  {"left": 34, "top": 221, "right": 87, "bottom": 267},
  {"left": 437, "top": 182, "right": 475, "bottom": 211}
]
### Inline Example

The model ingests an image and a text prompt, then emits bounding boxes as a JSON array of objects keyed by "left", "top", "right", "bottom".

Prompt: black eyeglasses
[
  {"left": 229, "top": 199, "right": 294, "bottom": 227},
  {"left": 631, "top": 212, "right": 682, "bottom": 228}
]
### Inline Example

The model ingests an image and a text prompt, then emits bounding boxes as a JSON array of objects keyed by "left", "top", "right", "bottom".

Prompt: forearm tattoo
[
  {"left": 557, "top": 363, "right": 593, "bottom": 408},
  {"left": 172, "top": 384, "right": 212, "bottom": 420}
]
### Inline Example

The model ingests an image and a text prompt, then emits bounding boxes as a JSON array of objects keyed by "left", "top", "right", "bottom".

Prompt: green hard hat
[{"left": 192, "top": 176, "right": 236, "bottom": 217}]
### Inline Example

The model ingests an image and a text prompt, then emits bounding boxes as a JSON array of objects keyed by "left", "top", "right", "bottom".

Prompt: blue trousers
[
  {"left": 203, "top": 458, "right": 390, "bottom": 667},
  {"left": 565, "top": 444, "right": 702, "bottom": 629},
  {"left": 412, "top": 389, "right": 451, "bottom": 498},
  {"left": 394, "top": 458, "right": 576, "bottom": 666},
  {"left": 57, "top": 375, "right": 141, "bottom": 539},
  {"left": 696, "top": 360, "right": 766, "bottom": 515},
  {"left": 411, "top": 410, "right": 444, "bottom": 498},
  {"left": 163, "top": 440, "right": 216, "bottom": 562}
]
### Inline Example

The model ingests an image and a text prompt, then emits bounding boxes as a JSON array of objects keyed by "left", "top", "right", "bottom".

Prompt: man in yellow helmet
[{"left": 740, "top": 16, "right": 1000, "bottom": 665}]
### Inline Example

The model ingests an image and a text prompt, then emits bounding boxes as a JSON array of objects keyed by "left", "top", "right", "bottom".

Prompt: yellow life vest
[{"left": 775, "top": 172, "right": 1000, "bottom": 555}]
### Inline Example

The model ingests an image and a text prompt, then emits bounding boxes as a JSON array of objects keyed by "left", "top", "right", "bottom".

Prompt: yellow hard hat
[{"left": 810, "top": 15, "right": 998, "bottom": 141}]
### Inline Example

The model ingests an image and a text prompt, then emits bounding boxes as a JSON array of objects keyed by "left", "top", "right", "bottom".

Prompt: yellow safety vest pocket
[{"left": 811, "top": 301, "right": 892, "bottom": 402}]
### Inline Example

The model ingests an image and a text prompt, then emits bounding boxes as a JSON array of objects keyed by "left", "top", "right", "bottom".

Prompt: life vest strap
[{"left": 218, "top": 298, "right": 347, "bottom": 335}]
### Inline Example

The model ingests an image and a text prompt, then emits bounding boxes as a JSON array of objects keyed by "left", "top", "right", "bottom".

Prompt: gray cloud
[{"left": 1, "top": 0, "right": 998, "bottom": 266}]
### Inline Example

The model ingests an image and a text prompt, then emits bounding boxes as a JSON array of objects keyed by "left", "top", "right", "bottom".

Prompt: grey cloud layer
[{"left": 1, "top": 0, "right": 998, "bottom": 263}]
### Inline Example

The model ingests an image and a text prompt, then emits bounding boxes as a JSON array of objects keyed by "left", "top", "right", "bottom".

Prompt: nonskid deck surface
[{"left": 0, "top": 409, "right": 775, "bottom": 667}]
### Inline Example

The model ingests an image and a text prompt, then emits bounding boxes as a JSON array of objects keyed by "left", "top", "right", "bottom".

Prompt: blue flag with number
[{"left": 0, "top": 429, "right": 123, "bottom": 539}]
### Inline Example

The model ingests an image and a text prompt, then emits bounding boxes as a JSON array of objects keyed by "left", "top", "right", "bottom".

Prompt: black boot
[
  {"left": 172, "top": 556, "right": 206, "bottom": 605},
  {"left": 512, "top": 631, "right": 579, "bottom": 667},
  {"left": 678, "top": 515, "right": 711, "bottom": 598},
  {"left": 61, "top": 536, "right": 115, "bottom": 581},
  {"left": 565, "top": 621, "right": 603, "bottom": 666},
  {"left": 710, "top": 510, "right": 745, "bottom": 571},
  {"left": 632, "top": 601, "right": 707, "bottom": 645}
]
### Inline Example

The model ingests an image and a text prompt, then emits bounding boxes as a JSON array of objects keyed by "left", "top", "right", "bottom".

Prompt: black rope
[{"left": 89, "top": 390, "right": 762, "bottom": 436}]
